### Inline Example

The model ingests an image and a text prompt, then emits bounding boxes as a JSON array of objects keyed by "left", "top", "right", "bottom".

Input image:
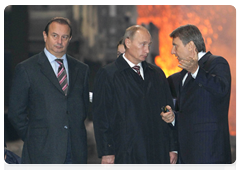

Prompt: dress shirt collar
[
  {"left": 122, "top": 53, "right": 144, "bottom": 79},
  {"left": 44, "top": 47, "right": 67, "bottom": 63},
  {"left": 198, "top": 51, "right": 206, "bottom": 61},
  {"left": 122, "top": 53, "right": 142, "bottom": 68}
]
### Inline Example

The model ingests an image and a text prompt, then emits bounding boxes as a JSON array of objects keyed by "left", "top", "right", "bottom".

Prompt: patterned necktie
[
  {"left": 56, "top": 59, "right": 68, "bottom": 95},
  {"left": 132, "top": 65, "right": 142, "bottom": 79}
]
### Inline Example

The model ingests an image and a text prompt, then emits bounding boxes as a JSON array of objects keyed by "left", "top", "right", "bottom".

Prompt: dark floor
[{"left": 5, "top": 119, "right": 236, "bottom": 164}]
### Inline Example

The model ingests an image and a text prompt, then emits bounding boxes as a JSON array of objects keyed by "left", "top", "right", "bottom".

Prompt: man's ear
[
  {"left": 187, "top": 41, "right": 196, "bottom": 51},
  {"left": 43, "top": 31, "right": 47, "bottom": 43},
  {"left": 125, "top": 38, "right": 131, "bottom": 49}
]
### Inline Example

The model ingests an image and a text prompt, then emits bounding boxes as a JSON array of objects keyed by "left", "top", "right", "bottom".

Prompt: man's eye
[{"left": 62, "top": 36, "right": 69, "bottom": 40}]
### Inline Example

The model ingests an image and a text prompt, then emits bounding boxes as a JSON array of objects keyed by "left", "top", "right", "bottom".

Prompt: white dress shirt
[
  {"left": 44, "top": 48, "right": 69, "bottom": 84},
  {"left": 182, "top": 51, "right": 206, "bottom": 85},
  {"left": 122, "top": 53, "right": 144, "bottom": 80}
]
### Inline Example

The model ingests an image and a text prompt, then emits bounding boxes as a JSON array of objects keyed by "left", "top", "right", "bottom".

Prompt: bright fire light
[{"left": 137, "top": 5, "right": 236, "bottom": 135}]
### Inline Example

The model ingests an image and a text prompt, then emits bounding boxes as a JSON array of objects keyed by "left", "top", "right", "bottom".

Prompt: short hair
[
  {"left": 117, "top": 37, "right": 124, "bottom": 48},
  {"left": 170, "top": 24, "right": 206, "bottom": 52},
  {"left": 44, "top": 17, "right": 72, "bottom": 37},
  {"left": 123, "top": 25, "right": 150, "bottom": 49}
]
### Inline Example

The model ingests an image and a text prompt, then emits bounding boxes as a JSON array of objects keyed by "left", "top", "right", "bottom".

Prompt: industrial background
[{"left": 4, "top": 5, "right": 236, "bottom": 163}]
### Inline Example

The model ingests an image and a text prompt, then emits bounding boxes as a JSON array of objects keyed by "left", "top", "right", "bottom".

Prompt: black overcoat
[
  {"left": 92, "top": 54, "right": 177, "bottom": 164},
  {"left": 168, "top": 52, "right": 232, "bottom": 163}
]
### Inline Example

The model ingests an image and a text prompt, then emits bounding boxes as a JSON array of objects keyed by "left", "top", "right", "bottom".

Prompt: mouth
[{"left": 55, "top": 45, "right": 63, "bottom": 49}]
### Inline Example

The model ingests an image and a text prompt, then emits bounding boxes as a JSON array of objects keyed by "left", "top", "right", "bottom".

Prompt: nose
[
  {"left": 145, "top": 45, "right": 150, "bottom": 54},
  {"left": 171, "top": 46, "right": 176, "bottom": 55},
  {"left": 57, "top": 37, "right": 62, "bottom": 44}
]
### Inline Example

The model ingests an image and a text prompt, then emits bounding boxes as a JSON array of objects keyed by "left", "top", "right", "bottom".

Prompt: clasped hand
[{"left": 160, "top": 105, "right": 175, "bottom": 123}]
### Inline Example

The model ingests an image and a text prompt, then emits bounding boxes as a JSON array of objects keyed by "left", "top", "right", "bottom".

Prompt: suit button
[
  {"left": 64, "top": 126, "right": 68, "bottom": 129},
  {"left": 66, "top": 111, "right": 68, "bottom": 114},
  {"left": 199, "top": 83, "right": 202, "bottom": 87}
]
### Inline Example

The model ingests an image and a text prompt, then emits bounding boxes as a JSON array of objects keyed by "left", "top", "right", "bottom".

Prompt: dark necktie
[
  {"left": 183, "top": 72, "right": 192, "bottom": 86},
  {"left": 56, "top": 59, "right": 68, "bottom": 95},
  {"left": 132, "top": 65, "right": 142, "bottom": 78}
]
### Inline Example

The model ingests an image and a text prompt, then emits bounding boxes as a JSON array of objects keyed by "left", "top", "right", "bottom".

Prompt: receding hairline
[
  {"left": 123, "top": 25, "right": 151, "bottom": 48},
  {"left": 128, "top": 25, "right": 150, "bottom": 39}
]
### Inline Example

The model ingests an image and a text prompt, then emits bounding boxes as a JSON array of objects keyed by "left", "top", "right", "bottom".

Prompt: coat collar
[
  {"left": 179, "top": 51, "right": 212, "bottom": 77},
  {"left": 198, "top": 51, "right": 212, "bottom": 67}
]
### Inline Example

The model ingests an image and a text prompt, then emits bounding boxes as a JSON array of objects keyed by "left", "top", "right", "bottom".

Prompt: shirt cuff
[{"left": 191, "top": 66, "right": 199, "bottom": 79}]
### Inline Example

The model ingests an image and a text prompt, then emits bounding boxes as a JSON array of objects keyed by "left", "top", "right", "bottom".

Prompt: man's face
[
  {"left": 171, "top": 37, "right": 191, "bottom": 62},
  {"left": 43, "top": 22, "right": 72, "bottom": 58},
  {"left": 126, "top": 29, "right": 152, "bottom": 64}
]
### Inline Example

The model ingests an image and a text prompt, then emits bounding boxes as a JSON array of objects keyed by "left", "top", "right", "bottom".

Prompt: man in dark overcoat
[
  {"left": 92, "top": 25, "right": 178, "bottom": 164},
  {"left": 162, "top": 24, "right": 232, "bottom": 163}
]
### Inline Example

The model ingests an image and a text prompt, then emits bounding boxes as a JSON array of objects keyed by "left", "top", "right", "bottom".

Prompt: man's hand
[
  {"left": 101, "top": 155, "right": 115, "bottom": 164},
  {"left": 169, "top": 152, "right": 178, "bottom": 164},
  {"left": 178, "top": 48, "right": 198, "bottom": 74},
  {"left": 160, "top": 105, "right": 175, "bottom": 123}
]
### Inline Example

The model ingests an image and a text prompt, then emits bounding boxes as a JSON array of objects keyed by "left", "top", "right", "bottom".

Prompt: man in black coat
[
  {"left": 92, "top": 25, "right": 178, "bottom": 164},
  {"left": 161, "top": 24, "right": 232, "bottom": 163},
  {"left": 8, "top": 17, "right": 89, "bottom": 164}
]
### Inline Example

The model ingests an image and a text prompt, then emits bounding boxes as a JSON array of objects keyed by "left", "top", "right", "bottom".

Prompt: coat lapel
[
  {"left": 198, "top": 51, "right": 212, "bottom": 68},
  {"left": 179, "top": 52, "right": 212, "bottom": 105},
  {"left": 66, "top": 55, "right": 78, "bottom": 95},
  {"left": 38, "top": 51, "right": 65, "bottom": 95}
]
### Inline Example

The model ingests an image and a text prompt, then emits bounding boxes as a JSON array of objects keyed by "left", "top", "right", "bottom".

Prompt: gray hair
[{"left": 170, "top": 24, "right": 206, "bottom": 52}]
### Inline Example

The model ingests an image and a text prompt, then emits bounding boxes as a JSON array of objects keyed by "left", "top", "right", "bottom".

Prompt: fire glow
[{"left": 137, "top": 5, "right": 236, "bottom": 135}]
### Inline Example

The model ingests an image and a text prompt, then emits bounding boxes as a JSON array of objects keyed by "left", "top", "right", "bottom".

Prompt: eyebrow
[
  {"left": 140, "top": 41, "right": 152, "bottom": 44},
  {"left": 52, "top": 32, "right": 69, "bottom": 36}
]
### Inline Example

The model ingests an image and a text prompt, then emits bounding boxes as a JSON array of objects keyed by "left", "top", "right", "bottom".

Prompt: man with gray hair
[
  {"left": 161, "top": 24, "right": 232, "bottom": 163},
  {"left": 93, "top": 25, "right": 178, "bottom": 164}
]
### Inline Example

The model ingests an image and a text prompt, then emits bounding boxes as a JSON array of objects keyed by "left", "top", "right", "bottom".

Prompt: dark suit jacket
[
  {"left": 8, "top": 51, "right": 89, "bottom": 164},
  {"left": 168, "top": 52, "right": 232, "bottom": 163},
  {"left": 92, "top": 54, "right": 177, "bottom": 164}
]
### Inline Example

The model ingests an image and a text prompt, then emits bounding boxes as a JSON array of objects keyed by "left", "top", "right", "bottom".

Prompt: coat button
[
  {"left": 199, "top": 83, "right": 202, "bottom": 87},
  {"left": 64, "top": 126, "right": 68, "bottom": 129}
]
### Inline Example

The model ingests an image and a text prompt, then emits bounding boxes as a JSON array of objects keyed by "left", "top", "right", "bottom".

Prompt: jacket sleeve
[
  {"left": 92, "top": 68, "right": 115, "bottom": 158},
  {"left": 8, "top": 63, "right": 30, "bottom": 141},
  {"left": 166, "top": 77, "right": 178, "bottom": 152},
  {"left": 160, "top": 69, "right": 178, "bottom": 152}
]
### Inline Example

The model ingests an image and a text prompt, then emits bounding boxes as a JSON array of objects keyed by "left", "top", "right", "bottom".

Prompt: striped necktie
[
  {"left": 56, "top": 59, "right": 68, "bottom": 95},
  {"left": 132, "top": 65, "right": 143, "bottom": 79}
]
